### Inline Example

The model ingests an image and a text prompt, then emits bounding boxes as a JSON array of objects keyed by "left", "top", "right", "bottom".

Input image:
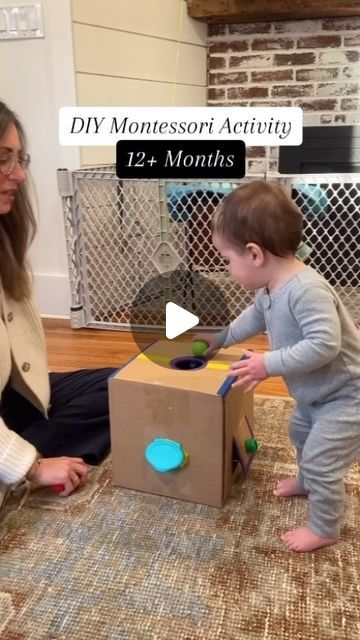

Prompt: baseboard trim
[
  {"left": 33, "top": 273, "right": 71, "bottom": 316},
  {"left": 41, "top": 317, "right": 71, "bottom": 329}
]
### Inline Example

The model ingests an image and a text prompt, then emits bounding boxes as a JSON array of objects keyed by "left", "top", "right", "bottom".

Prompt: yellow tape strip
[{"left": 138, "top": 352, "right": 230, "bottom": 371}]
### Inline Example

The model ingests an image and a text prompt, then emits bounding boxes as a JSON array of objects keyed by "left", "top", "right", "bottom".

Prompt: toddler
[{"left": 197, "top": 181, "right": 360, "bottom": 552}]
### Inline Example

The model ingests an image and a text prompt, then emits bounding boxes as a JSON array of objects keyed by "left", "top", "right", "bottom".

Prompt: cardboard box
[{"left": 109, "top": 340, "right": 257, "bottom": 507}]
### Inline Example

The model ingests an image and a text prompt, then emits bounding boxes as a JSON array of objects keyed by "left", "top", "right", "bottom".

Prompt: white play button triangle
[{"left": 165, "top": 302, "right": 199, "bottom": 339}]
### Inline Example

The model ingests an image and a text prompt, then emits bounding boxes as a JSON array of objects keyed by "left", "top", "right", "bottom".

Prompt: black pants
[{"left": 1, "top": 368, "right": 117, "bottom": 465}]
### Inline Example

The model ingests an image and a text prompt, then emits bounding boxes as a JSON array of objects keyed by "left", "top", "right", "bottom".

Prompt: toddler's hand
[
  {"left": 192, "top": 332, "right": 222, "bottom": 357},
  {"left": 229, "top": 350, "right": 268, "bottom": 392}
]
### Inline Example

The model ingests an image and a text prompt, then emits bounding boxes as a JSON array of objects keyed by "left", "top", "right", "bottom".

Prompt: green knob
[
  {"left": 191, "top": 340, "right": 209, "bottom": 357},
  {"left": 245, "top": 438, "right": 259, "bottom": 454}
]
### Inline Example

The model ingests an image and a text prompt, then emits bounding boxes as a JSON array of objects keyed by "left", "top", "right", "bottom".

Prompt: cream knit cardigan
[{"left": 0, "top": 288, "right": 50, "bottom": 484}]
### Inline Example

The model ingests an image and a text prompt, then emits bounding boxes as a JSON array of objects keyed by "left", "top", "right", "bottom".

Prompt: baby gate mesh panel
[
  {"left": 283, "top": 175, "right": 360, "bottom": 328},
  {"left": 58, "top": 169, "right": 360, "bottom": 330}
]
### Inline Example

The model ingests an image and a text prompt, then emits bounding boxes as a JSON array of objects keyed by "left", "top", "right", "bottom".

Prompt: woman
[{"left": 0, "top": 100, "right": 115, "bottom": 498}]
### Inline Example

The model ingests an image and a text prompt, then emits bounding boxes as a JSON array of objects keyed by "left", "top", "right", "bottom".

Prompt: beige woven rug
[{"left": 0, "top": 396, "right": 359, "bottom": 640}]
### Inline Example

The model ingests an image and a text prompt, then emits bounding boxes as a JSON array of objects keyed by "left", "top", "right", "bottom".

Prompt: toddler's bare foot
[
  {"left": 281, "top": 525, "right": 338, "bottom": 552},
  {"left": 273, "top": 477, "right": 308, "bottom": 497}
]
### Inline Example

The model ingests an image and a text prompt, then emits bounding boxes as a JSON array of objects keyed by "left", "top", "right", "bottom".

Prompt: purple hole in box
[{"left": 170, "top": 356, "right": 206, "bottom": 371}]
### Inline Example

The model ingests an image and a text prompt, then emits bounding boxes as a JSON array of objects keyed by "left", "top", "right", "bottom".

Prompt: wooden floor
[{"left": 43, "top": 319, "right": 289, "bottom": 397}]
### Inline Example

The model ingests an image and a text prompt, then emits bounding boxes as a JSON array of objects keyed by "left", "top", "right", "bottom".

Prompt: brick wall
[{"left": 207, "top": 16, "right": 360, "bottom": 173}]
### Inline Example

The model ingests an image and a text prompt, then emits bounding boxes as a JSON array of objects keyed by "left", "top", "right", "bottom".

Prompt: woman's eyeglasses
[{"left": 0, "top": 152, "right": 31, "bottom": 176}]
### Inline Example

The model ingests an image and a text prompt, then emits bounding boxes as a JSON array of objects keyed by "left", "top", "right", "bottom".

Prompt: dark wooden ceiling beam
[{"left": 186, "top": 0, "right": 360, "bottom": 24}]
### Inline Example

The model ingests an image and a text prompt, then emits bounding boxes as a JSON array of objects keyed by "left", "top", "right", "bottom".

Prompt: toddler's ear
[{"left": 246, "top": 242, "right": 265, "bottom": 266}]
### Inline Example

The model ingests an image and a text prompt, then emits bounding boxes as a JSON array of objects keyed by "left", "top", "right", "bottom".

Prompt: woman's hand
[
  {"left": 26, "top": 456, "right": 89, "bottom": 497},
  {"left": 229, "top": 350, "right": 269, "bottom": 392},
  {"left": 192, "top": 332, "right": 223, "bottom": 357}
]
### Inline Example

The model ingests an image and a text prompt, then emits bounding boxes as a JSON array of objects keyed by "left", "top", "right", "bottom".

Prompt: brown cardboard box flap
[{"left": 114, "top": 340, "right": 245, "bottom": 395}]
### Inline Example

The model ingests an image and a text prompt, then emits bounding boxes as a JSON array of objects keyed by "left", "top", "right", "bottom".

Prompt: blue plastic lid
[{"left": 145, "top": 438, "right": 186, "bottom": 472}]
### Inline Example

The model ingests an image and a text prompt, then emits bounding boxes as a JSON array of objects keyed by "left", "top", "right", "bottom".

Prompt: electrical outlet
[{"left": 0, "top": 3, "right": 44, "bottom": 39}]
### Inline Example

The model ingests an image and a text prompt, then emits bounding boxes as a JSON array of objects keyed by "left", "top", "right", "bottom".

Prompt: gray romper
[{"left": 218, "top": 266, "right": 360, "bottom": 538}]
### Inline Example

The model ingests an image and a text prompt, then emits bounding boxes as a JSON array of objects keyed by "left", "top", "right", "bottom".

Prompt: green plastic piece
[
  {"left": 191, "top": 340, "right": 209, "bottom": 357},
  {"left": 245, "top": 438, "right": 259, "bottom": 454}
]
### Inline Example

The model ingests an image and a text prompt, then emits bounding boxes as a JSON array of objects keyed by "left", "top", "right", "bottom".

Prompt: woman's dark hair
[
  {"left": 212, "top": 181, "right": 303, "bottom": 257},
  {"left": 0, "top": 100, "right": 36, "bottom": 299}
]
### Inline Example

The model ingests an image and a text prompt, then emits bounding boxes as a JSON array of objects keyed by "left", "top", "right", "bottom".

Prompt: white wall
[
  {"left": 71, "top": 0, "right": 208, "bottom": 165},
  {"left": 1, "top": 0, "right": 79, "bottom": 316}
]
